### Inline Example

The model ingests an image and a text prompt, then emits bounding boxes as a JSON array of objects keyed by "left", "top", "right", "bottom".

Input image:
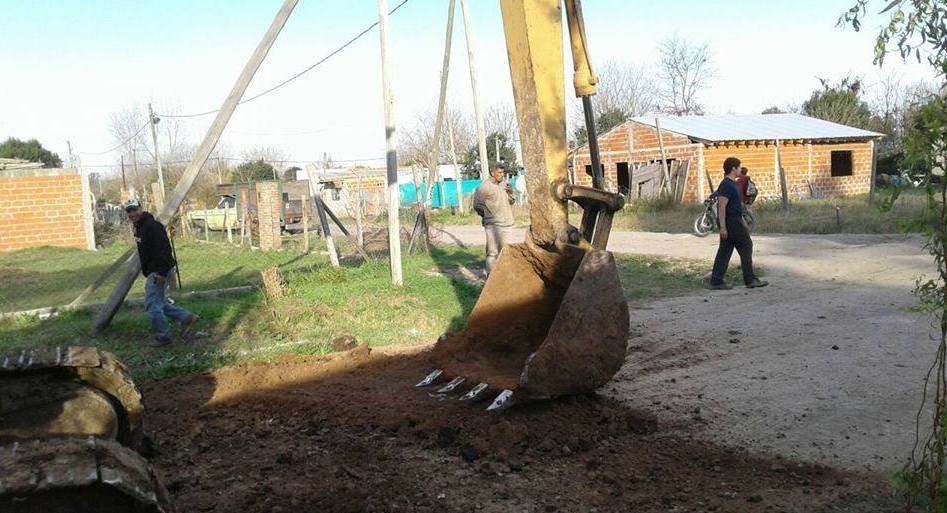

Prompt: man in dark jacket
[
  {"left": 125, "top": 199, "right": 198, "bottom": 346},
  {"left": 709, "top": 158, "right": 768, "bottom": 290}
]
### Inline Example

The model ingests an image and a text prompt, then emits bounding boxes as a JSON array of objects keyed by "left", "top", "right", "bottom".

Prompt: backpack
[{"left": 744, "top": 178, "right": 759, "bottom": 204}]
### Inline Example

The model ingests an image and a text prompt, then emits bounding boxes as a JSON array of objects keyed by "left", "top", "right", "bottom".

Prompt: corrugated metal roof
[{"left": 630, "top": 113, "right": 883, "bottom": 143}]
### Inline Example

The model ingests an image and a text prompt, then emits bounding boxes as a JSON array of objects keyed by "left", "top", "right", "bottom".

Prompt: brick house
[
  {"left": 573, "top": 114, "right": 883, "bottom": 204},
  {"left": 0, "top": 163, "right": 96, "bottom": 252}
]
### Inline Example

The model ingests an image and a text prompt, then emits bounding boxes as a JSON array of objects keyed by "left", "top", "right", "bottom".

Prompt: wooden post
[
  {"left": 354, "top": 190, "right": 364, "bottom": 247},
  {"left": 775, "top": 138, "right": 790, "bottom": 211},
  {"left": 92, "top": 0, "right": 299, "bottom": 334},
  {"left": 322, "top": 201, "right": 371, "bottom": 261},
  {"left": 378, "top": 0, "right": 403, "bottom": 286},
  {"left": 459, "top": 0, "right": 489, "bottom": 180},
  {"left": 203, "top": 209, "right": 210, "bottom": 241},
  {"left": 314, "top": 191, "right": 340, "bottom": 267},
  {"left": 869, "top": 139, "right": 878, "bottom": 203},
  {"left": 655, "top": 118, "right": 672, "bottom": 194},
  {"left": 239, "top": 201, "right": 248, "bottom": 247},
  {"left": 225, "top": 202, "right": 233, "bottom": 243},
  {"left": 302, "top": 198, "right": 310, "bottom": 252}
]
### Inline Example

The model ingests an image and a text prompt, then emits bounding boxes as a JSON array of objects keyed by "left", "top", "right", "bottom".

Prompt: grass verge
[{"left": 0, "top": 243, "right": 721, "bottom": 381}]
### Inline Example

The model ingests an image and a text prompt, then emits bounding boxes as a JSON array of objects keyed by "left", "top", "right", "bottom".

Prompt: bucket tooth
[
  {"left": 436, "top": 376, "right": 466, "bottom": 394},
  {"left": 416, "top": 369, "right": 444, "bottom": 387},
  {"left": 459, "top": 383, "right": 490, "bottom": 402},
  {"left": 486, "top": 390, "right": 515, "bottom": 412}
]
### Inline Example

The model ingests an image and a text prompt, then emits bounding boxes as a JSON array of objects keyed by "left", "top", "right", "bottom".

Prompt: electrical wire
[
  {"left": 159, "top": 0, "right": 411, "bottom": 119},
  {"left": 76, "top": 121, "right": 150, "bottom": 156}
]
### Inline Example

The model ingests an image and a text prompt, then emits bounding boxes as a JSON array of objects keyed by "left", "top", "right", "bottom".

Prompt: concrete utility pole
[
  {"left": 426, "top": 0, "right": 456, "bottom": 204},
  {"left": 378, "top": 0, "right": 403, "bottom": 286},
  {"left": 459, "top": 0, "right": 489, "bottom": 180},
  {"left": 92, "top": 0, "right": 300, "bottom": 334},
  {"left": 66, "top": 140, "right": 75, "bottom": 168},
  {"left": 120, "top": 155, "right": 127, "bottom": 191},
  {"left": 148, "top": 103, "right": 165, "bottom": 194}
]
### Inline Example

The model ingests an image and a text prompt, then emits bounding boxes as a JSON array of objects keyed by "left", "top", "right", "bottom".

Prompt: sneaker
[
  {"left": 180, "top": 315, "right": 200, "bottom": 339},
  {"left": 150, "top": 337, "right": 173, "bottom": 348},
  {"left": 708, "top": 283, "right": 733, "bottom": 290},
  {"left": 746, "top": 279, "right": 769, "bottom": 289}
]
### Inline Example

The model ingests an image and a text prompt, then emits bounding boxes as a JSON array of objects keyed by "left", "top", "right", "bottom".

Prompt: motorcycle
[{"left": 693, "top": 193, "right": 755, "bottom": 237}]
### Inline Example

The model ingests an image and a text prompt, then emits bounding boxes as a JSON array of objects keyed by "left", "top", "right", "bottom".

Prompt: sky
[{"left": 0, "top": 0, "right": 940, "bottom": 174}]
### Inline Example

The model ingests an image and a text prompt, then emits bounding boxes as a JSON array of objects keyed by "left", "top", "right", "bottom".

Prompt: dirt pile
[{"left": 143, "top": 348, "right": 896, "bottom": 513}]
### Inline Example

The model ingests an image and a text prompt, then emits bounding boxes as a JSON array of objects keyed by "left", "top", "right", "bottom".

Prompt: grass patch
[
  {"left": 612, "top": 190, "right": 928, "bottom": 235},
  {"left": 429, "top": 188, "right": 928, "bottom": 235},
  {"left": 0, "top": 243, "right": 715, "bottom": 380},
  {"left": 0, "top": 238, "right": 316, "bottom": 312}
]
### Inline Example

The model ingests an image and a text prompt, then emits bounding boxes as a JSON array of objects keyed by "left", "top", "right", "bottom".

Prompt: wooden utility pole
[
  {"left": 92, "top": 0, "right": 300, "bottom": 334},
  {"left": 216, "top": 155, "right": 224, "bottom": 184},
  {"left": 378, "top": 0, "right": 403, "bottom": 286},
  {"left": 459, "top": 0, "right": 489, "bottom": 180},
  {"left": 148, "top": 103, "right": 165, "bottom": 195}
]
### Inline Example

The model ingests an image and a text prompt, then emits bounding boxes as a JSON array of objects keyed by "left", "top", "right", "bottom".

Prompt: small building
[{"left": 573, "top": 114, "right": 883, "bottom": 204}]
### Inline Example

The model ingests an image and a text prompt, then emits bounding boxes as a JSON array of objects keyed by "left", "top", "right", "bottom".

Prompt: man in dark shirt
[
  {"left": 125, "top": 199, "right": 199, "bottom": 346},
  {"left": 709, "top": 158, "right": 768, "bottom": 290}
]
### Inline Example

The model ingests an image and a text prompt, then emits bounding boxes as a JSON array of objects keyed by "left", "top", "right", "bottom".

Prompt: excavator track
[
  {"left": 0, "top": 437, "right": 174, "bottom": 513},
  {"left": 0, "top": 347, "right": 145, "bottom": 451}
]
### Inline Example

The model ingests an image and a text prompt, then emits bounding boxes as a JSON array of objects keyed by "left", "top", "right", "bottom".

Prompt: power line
[
  {"left": 159, "top": 0, "right": 411, "bottom": 119},
  {"left": 76, "top": 122, "right": 150, "bottom": 156}
]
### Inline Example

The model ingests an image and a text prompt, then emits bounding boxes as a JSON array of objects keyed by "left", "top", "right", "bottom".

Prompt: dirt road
[{"left": 442, "top": 226, "right": 934, "bottom": 473}]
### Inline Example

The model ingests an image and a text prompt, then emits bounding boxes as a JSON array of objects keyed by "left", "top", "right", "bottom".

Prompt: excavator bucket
[
  {"left": 418, "top": 0, "right": 631, "bottom": 409},
  {"left": 422, "top": 240, "right": 629, "bottom": 410}
]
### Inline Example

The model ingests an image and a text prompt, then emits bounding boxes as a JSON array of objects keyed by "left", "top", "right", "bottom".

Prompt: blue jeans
[{"left": 144, "top": 272, "right": 193, "bottom": 341}]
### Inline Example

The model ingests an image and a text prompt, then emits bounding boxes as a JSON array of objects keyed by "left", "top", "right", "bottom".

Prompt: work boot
[
  {"left": 746, "top": 279, "right": 769, "bottom": 289},
  {"left": 180, "top": 315, "right": 200, "bottom": 339},
  {"left": 708, "top": 282, "right": 733, "bottom": 290},
  {"left": 150, "top": 337, "right": 173, "bottom": 348}
]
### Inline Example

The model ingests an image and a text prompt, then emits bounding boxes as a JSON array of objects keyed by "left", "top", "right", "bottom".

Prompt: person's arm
[
  {"left": 718, "top": 195, "right": 729, "bottom": 240},
  {"left": 473, "top": 189, "right": 485, "bottom": 217},
  {"left": 150, "top": 224, "right": 175, "bottom": 279}
]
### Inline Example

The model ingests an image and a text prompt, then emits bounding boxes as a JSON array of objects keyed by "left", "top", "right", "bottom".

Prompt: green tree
[
  {"left": 0, "top": 137, "right": 62, "bottom": 168},
  {"left": 283, "top": 166, "right": 302, "bottom": 181},
  {"left": 801, "top": 76, "right": 877, "bottom": 129},
  {"left": 761, "top": 106, "right": 786, "bottom": 114},
  {"left": 460, "top": 131, "right": 518, "bottom": 179},
  {"left": 231, "top": 160, "right": 276, "bottom": 182},
  {"left": 573, "top": 108, "right": 629, "bottom": 147},
  {"left": 842, "top": 1, "right": 947, "bottom": 510}
]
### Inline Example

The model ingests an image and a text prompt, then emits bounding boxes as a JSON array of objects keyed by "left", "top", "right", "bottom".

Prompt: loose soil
[{"left": 144, "top": 346, "right": 897, "bottom": 513}]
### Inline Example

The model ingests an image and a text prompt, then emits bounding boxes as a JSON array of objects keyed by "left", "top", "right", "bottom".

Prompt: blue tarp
[
  {"left": 400, "top": 173, "right": 526, "bottom": 209},
  {"left": 400, "top": 179, "right": 482, "bottom": 208}
]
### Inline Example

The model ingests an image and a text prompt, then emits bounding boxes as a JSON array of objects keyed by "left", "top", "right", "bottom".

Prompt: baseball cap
[{"left": 123, "top": 198, "right": 141, "bottom": 212}]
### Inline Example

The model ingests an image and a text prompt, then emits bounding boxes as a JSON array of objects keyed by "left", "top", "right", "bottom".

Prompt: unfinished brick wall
[
  {"left": 574, "top": 123, "right": 701, "bottom": 202},
  {"left": 256, "top": 182, "right": 282, "bottom": 251},
  {"left": 0, "top": 168, "right": 94, "bottom": 252},
  {"left": 574, "top": 121, "right": 874, "bottom": 204},
  {"left": 702, "top": 141, "right": 873, "bottom": 200}
]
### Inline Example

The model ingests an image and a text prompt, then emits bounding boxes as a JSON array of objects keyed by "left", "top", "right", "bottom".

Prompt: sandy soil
[{"left": 444, "top": 226, "right": 935, "bottom": 473}]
